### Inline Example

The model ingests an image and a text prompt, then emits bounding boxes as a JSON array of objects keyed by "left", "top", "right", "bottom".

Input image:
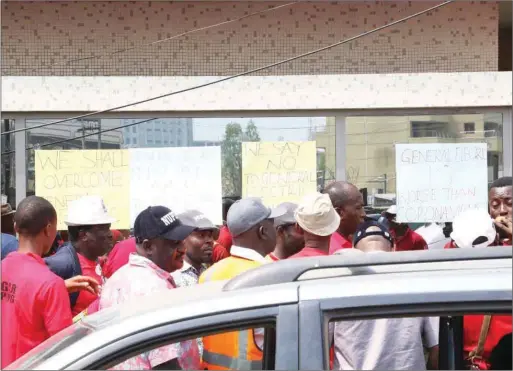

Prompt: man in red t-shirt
[
  {"left": 383, "top": 205, "right": 427, "bottom": 251},
  {"left": 289, "top": 192, "right": 340, "bottom": 259},
  {"left": 102, "top": 237, "right": 136, "bottom": 279},
  {"left": 266, "top": 202, "right": 304, "bottom": 261},
  {"left": 323, "top": 181, "right": 366, "bottom": 254},
  {"left": 213, "top": 198, "right": 236, "bottom": 262},
  {"left": 45, "top": 195, "right": 115, "bottom": 316},
  {"left": 1, "top": 196, "right": 98, "bottom": 368}
]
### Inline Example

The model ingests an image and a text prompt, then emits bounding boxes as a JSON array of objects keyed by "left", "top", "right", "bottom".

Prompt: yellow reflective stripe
[
  {"left": 201, "top": 264, "right": 219, "bottom": 283},
  {"left": 72, "top": 309, "right": 87, "bottom": 323},
  {"left": 203, "top": 330, "right": 262, "bottom": 370}
]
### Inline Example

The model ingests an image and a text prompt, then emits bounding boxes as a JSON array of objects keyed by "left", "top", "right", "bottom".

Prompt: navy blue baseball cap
[
  {"left": 353, "top": 220, "right": 393, "bottom": 247},
  {"left": 134, "top": 206, "right": 195, "bottom": 243}
]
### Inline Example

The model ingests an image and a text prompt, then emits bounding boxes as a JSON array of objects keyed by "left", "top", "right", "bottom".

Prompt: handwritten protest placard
[
  {"left": 35, "top": 150, "right": 130, "bottom": 229},
  {"left": 242, "top": 141, "right": 317, "bottom": 207},
  {"left": 129, "top": 147, "right": 222, "bottom": 226},
  {"left": 395, "top": 143, "right": 488, "bottom": 223}
]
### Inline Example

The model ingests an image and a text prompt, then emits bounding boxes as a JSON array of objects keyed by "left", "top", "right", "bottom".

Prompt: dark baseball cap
[
  {"left": 353, "top": 220, "right": 393, "bottom": 247},
  {"left": 274, "top": 202, "right": 298, "bottom": 227},
  {"left": 134, "top": 206, "right": 195, "bottom": 242},
  {"left": 227, "top": 198, "right": 286, "bottom": 237},
  {"left": 178, "top": 210, "right": 218, "bottom": 231}
]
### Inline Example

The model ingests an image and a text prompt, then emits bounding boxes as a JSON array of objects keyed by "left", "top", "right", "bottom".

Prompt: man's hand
[
  {"left": 494, "top": 217, "right": 512, "bottom": 240},
  {"left": 64, "top": 276, "right": 100, "bottom": 295}
]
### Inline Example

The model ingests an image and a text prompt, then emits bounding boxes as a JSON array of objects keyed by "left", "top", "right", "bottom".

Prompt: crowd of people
[{"left": 1, "top": 177, "right": 512, "bottom": 370}]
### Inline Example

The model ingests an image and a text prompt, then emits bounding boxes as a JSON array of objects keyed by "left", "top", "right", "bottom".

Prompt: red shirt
[
  {"left": 212, "top": 242, "right": 230, "bottom": 263},
  {"left": 445, "top": 240, "right": 456, "bottom": 249},
  {"left": 329, "top": 232, "right": 353, "bottom": 254},
  {"left": 102, "top": 237, "right": 136, "bottom": 279},
  {"left": 216, "top": 225, "right": 233, "bottom": 253},
  {"left": 392, "top": 228, "right": 428, "bottom": 252},
  {"left": 1, "top": 252, "right": 72, "bottom": 368},
  {"left": 266, "top": 252, "right": 280, "bottom": 261},
  {"left": 463, "top": 315, "right": 512, "bottom": 369},
  {"left": 72, "top": 253, "right": 102, "bottom": 316},
  {"left": 289, "top": 247, "right": 329, "bottom": 258}
]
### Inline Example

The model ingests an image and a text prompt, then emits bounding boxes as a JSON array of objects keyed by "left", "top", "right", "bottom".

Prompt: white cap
[
  {"left": 295, "top": 192, "right": 340, "bottom": 237},
  {"left": 450, "top": 208, "right": 496, "bottom": 249},
  {"left": 386, "top": 205, "right": 397, "bottom": 215},
  {"left": 65, "top": 195, "right": 117, "bottom": 226}
]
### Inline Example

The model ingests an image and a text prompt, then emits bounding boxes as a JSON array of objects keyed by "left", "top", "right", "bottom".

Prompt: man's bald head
[
  {"left": 15, "top": 196, "right": 57, "bottom": 236},
  {"left": 323, "top": 181, "right": 366, "bottom": 236},
  {"left": 355, "top": 225, "right": 392, "bottom": 253},
  {"left": 323, "top": 181, "right": 360, "bottom": 208}
]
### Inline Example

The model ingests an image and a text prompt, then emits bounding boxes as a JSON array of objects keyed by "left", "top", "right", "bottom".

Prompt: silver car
[{"left": 8, "top": 247, "right": 512, "bottom": 370}]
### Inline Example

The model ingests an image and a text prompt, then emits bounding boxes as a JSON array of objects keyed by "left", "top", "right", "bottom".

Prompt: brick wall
[{"left": 1, "top": 1, "right": 498, "bottom": 76}]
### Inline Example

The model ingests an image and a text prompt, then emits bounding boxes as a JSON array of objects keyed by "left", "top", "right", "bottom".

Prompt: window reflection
[
  {"left": 1, "top": 119, "right": 16, "bottom": 205},
  {"left": 25, "top": 117, "right": 336, "bottom": 199},
  {"left": 345, "top": 113, "right": 504, "bottom": 209}
]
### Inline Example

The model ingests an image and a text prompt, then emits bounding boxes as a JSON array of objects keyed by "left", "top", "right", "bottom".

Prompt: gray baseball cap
[
  {"left": 178, "top": 210, "right": 218, "bottom": 231},
  {"left": 227, "top": 198, "right": 286, "bottom": 237},
  {"left": 274, "top": 202, "right": 298, "bottom": 227}
]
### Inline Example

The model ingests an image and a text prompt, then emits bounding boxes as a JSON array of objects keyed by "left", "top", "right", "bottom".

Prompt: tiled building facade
[
  {"left": 1, "top": 1, "right": 511, "bottom": 211},
  {"left": 2, "top": 1, "right": 500, "bottom": 76}
]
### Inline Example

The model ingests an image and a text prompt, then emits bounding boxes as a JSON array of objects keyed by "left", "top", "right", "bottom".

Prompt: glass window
[
  {"left": 109, "top": 324, "right": 276, "bottom": 370},
  {"left": 1, "top": 119, "right": 16, "bottom": 206},
  {"left": 345, "top": 113, "right": 504, "bottom": 212},
  {"left": 25, "top": 117, "right": 335, "bottom": 199},
  {"left": 464, "top": 122, "right": 476, "bottom": 134}
]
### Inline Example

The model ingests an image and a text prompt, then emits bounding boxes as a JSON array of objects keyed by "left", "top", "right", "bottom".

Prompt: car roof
[{"left": 15, "top": 248, "right": 513, "bottom": 370}]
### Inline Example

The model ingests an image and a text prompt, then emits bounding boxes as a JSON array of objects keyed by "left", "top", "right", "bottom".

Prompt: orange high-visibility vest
[{"left": 199, "top": 256, "right": 264, "bottom": 370}]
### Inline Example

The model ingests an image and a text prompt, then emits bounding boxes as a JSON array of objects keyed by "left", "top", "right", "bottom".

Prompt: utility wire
[
  {"left": 1, "top": 0, "right": 453, "bottom": 137},
  {"left": 3, "top": 111, "right": 498, "bottom": 157},
  {"left": 28, "top": 2, "right": 298, "bottom": 73},
  {"left": 2, "top": 118, "right": 157, "bottom": 155},
  {"left": 2, "top": 118, "right": 496, "bottom": 157}
]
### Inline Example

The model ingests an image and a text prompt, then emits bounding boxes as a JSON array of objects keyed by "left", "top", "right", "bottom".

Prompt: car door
[
  {"left": 296, "top": 266, "right": 512, "bottom": 370},
  {"left": 67, "top": 304, "right": 299, "bottom": 370}
]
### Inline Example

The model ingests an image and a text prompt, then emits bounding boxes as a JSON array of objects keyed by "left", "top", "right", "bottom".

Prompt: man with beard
[
  {"left": 45, "top": 195, "right": 115, "bottom": 316},
  {"left": 99, "top": 205, "right": 200, "bottom": 370},
  {"left": 266, "top": 202, "right": 304, "bottom": 261},
  {"left": 171, "top": 210, "right": 216, "bottom": 288}
]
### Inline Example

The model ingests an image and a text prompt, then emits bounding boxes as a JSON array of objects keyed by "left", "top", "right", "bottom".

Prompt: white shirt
[
  {"left": 226, "top": 245, "right": 267, "bottom": 349},
  {"left": 331, "top": 316, "right": 439, "bottom": 370}
]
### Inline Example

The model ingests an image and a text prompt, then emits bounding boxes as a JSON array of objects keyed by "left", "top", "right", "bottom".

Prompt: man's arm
[{"left": 422, "top": 317, "right": 440, "bottom": 370}]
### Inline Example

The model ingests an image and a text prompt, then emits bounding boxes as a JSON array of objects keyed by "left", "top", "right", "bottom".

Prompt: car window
[
  {"left": 104, "top": 323, "right": 277, "bottom": 370},
  {"left": 5, "top": 307, "right": 120, "bottom": 370},
  {"left": 6, "top": 324, "right": 92, "bottom": 370},
  {"left": 326, "top": 310, "right": 512, "bottom": 371}
]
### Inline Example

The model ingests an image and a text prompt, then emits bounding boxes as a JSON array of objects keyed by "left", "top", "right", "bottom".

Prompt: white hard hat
[
  {"left": 450, "top": 208, "right": 496, "bottom": 249},
  {"left": 65, "top": 195, "right": 116, "bottom": 226}
]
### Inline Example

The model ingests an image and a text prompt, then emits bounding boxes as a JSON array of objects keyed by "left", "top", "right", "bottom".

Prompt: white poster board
[
  {"left": 129, "top": 147, "right": 222, "bottom": 227},
  {"left": 395, "top": 143, "right": 488, "bottom": 223}
]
